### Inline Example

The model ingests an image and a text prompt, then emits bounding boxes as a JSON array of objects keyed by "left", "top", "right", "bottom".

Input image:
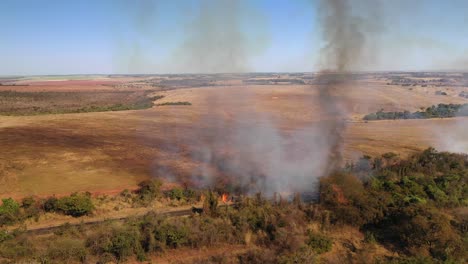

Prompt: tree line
[{"left": 364, "top": 103, "right": 468, "bottom": 120}]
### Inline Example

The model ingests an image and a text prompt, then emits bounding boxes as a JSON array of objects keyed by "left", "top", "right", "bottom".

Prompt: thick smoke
[
  {"left": 145, "top": 0, "right": 384, "bottom": 195},
  {"left": 179, "top": 0, "right": 384, "bottom": 195},
  {"left": 434, "top": 106, "right": 468, "bottom": 154},
  {"left": 315, "top": 0, "right": 382, "bottom": 174},
  {"left": 155, "top": 0, "right": 385, "bottom": 195}
]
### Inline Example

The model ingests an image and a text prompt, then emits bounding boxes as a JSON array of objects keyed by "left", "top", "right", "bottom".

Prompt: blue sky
[{"left": 1, "top": 0, "right": 467, "bottom": 75}]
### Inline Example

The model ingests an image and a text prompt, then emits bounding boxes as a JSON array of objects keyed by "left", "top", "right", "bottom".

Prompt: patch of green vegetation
[
  {"left": 306, "top": 231, "right": 333, "bottom": 254},
  {"left": 54, "top": 193, "right": 95, "bottom": 217},
  {"left": 0, "top": 148, "right": 465, "bottom": 263},
  {"left": 0, "top": 91, "right": 165, "bottom": 116},
  {"left": 0, "top": 198, "right": 20, "bottom": 226},
  {"left": 0, "top": 193, "right": 95, "bottom": 226},
  {"left": 156, "top": 101, "right": 192, "bottom": 106},
  {"left": 320, "top": 148, "right": 467, "bottom": 262},
  {"left": 364, "top": 103, "right": 468, "bottom": 120}
]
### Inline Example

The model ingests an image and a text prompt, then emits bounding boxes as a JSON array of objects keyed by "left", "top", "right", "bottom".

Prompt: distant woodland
[{"left": 364, "top": 103, "right": 468, "bottom": 121}]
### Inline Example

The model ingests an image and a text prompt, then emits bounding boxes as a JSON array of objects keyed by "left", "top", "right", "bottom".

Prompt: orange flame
[{"left": 221, "top": 193, "right": 228, "bottom": 203}]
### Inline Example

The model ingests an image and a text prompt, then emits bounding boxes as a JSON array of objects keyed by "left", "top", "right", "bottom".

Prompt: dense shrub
[
  {"left": 203, "top": 191, "right": 219, "bottom": 216},
  {"left": 0, "top": 198, "right": 20, "bottom": 226},
  {"left": 43, "top": 196, "right": 59, "bottom": 212},
  {"left": 166, "top": 188, "right": 185, "bottom": 200},
  {"left": 0, "top": 236, "right": 35, "bottom": 260},
  {"left": 86, "top": 226, "right": 145, "bottom": 262},
  {"left": 42, "top": 237, "right": 87, "bottom": 263},
  {"left": 55, "top": 193, "right": 94, "bottom": 217},
  {"left": 136, "top": 179, "right": 162, "bottom": 204},
  {"left": 320, "top": 148, "right": 468, "bottom": 262},
  {"left": 306, "top": 231, "right": 333, "bottom": 254}
]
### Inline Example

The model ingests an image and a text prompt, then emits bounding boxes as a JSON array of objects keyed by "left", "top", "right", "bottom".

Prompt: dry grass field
[{"left": 0, "top": 74, "right": 466, "bottom": 197}]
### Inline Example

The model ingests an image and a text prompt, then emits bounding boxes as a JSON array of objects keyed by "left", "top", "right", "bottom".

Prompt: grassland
[{"left": 0, "top": 73, "right": 466, "bottom": 198}]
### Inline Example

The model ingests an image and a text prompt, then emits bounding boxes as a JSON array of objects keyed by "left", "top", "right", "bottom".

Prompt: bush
[
  {"left": 306, "top": 231, "right": 332, "bottom": 254},
  {"left": 166, "top": 188, "right": 185, "bottom": 201},
  {"left": 136, "top": 179, "right": 162, "bottom": 204},
  {"left": 203, "top": 191, "right": 219, "bottom": 216},
  {"left": 0, "top": 236, "right": 35, "bottom": 259},
  {"left": 0, "top": 198, "right": 20, "bottom": 226},
  {"left": 20, "top": 196, "right": 35, "bottom": 208},
  {"left": 55, "top": 193, "right": 94, "bottom": 217},
  {"left": 0, "top": 230, "right": 13, "bottom": 243},
  {"left": 154, "top": 222, "right": 189, "bottom": 249},
  {"left": 43, "top": 196, "right": 59, "bottom": 212},
  {"left": 43, "top": 237, "right": 87, "bottom": 263},
  {"left": 87, "top": 226, "right": 145, "bottom": 262}
]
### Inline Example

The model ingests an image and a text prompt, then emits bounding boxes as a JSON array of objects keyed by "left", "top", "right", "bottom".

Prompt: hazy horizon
[{"left": 2, "top": 0, "right": 468, "bottom": 75}]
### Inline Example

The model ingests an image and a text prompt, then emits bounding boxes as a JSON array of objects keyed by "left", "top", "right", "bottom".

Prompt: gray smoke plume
[
  {"left": 146, "top": 0, "right": 384, "bottom": 195},
  {"left": 176, "top": 0, "right": 247, "bottom": 73},
  {"left": 315, "top": 0, "right": 383, "bottom": 174},
  {"left": 114, "top": 0, "right": 160, "bottom": 73},
  {"left": 173, "top": 0, "right": 269, "bottom": 73}
]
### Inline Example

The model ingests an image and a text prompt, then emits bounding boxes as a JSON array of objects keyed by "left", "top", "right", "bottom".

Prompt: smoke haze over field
[
  {"left": 3, "top": 0, "right": 468, "bottom": 74},
  {"left": 115, "top": 0, "right": 269, "bottom": 74},
  {"left": 158, "top": 0, "right": 385, "bottom": 195}
]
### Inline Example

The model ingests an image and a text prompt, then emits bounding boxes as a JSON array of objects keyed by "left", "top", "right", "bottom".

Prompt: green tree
[
  {"left": 56, "top": 193, "right": 94, "bottom": 217},
  {"left": 0, "top": 198, "right": 20, "bottom": 225}
]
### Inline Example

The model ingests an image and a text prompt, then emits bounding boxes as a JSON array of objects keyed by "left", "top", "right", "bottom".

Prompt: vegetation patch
[
  {"left": 0, "top": 90, "right": 164, "bottom": 115},
  {"left": 364, "top": 103, "right": 468, "bottom": 120},
  {"left": 321, "top": 148, "right": 467, "bottom": 262},
  {"left": 156, "top": 101, "right": 192, "bottom": 106},
  {"left": 0, "top": 192, "right": 95, "bottom": 226},
  {"left": 0, "top": 148, "right": 465, "bottom": 263}
]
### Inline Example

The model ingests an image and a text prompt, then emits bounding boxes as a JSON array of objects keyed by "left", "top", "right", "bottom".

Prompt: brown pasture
[{"left": 0, "top": 80, "right": 466, "bottom": 197}]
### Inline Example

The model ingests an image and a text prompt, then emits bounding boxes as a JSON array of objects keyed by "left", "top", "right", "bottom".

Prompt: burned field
[{"left": 0, "top": 90, "right": 162, "bottom": 116}]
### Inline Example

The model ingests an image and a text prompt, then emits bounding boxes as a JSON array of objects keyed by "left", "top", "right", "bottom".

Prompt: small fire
[{"left": 221, "top": 193, "right": 229, "bottom": 203}]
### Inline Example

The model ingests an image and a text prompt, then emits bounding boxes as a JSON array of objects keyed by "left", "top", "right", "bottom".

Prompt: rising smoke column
[
  {"left": 133, "top": 0, "right": 384, "bottom": 196},
  {"left": 316, "top": 0, "right": 382, "bottom": 174},
  {"left": 171, "top": 0, "right": 385, "bottom": 195}
]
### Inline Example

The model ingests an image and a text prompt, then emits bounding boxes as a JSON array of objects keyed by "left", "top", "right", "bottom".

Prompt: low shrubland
[
  {"left": 0, "top": 193, "right": 95, "bottom": 227},
  {"left": 0, "top": 148, "right": 466, "bottom": 263}
]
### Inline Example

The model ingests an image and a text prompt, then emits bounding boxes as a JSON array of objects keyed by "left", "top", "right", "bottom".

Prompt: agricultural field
[{"left": 0, "top": 73, "right": 466, "bottom": 197}]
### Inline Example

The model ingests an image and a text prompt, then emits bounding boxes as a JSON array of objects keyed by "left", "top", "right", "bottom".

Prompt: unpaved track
[{"left": 20, "top": 206, "right": 198, "bottom": 235}]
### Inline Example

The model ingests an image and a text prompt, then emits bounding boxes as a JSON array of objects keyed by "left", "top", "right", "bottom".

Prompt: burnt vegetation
[{"left": 0, "top": 148, "right": 466, "bottom": 263}]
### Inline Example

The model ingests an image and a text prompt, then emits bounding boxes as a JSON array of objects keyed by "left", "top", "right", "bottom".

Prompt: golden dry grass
[{"left": 0, "top": 79, "right": 466, "bottom": 197}]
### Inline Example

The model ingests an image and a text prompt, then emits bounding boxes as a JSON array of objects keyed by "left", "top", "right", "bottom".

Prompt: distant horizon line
[{"left": 2, "top": 70, "right": 468, "bottom": 78}]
